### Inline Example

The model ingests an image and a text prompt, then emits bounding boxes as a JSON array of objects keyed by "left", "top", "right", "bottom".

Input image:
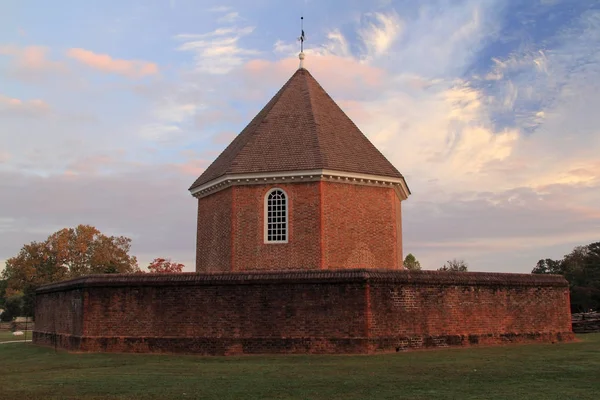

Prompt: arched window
[{"left": 265, "top": 188, "right": 288, "bottom": 243}]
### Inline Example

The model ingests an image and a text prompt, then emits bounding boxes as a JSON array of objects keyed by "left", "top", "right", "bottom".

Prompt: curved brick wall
[{"left": 33, "top": 270, "right": 574, "bottom": 355}]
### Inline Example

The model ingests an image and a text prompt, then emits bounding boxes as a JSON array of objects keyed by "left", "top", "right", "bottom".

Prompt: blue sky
[{"left": 1, "top": 0, "right": 599, "bottom": 272}]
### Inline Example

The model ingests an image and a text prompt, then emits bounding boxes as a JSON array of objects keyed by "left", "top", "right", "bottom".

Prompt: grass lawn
[
  {"left": 0, "top": 334, "right": 599, "bottom": 400},
  {"left": 0, "top": 330, "right": 32, "bottom": 343}
]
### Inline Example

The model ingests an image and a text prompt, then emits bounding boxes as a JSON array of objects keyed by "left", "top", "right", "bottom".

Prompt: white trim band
[{"left": 190, "top": 169, "right": 410, "bottom": 200}]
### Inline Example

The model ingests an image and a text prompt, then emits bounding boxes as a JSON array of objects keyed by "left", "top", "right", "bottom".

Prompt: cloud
[
  {"left": 2, "top": 0, "right": 599, "bottom": 275},
  {"left": 139, "top": 124, "right": 182, "bottom": 141},
  {"left": 0, "top": 151, "right": 10, "bottom": 164},
  {"left": 155, "top": 102, "right": 199, "bottom": 124},
  {"left": 273, "top": 40, "right": 297, "bottom": 55},
  {"left": 66, "top": 48, "right": 159, "bottom": 78},
  {"left": 358, "top": 11, "right": 404, "bottom": 59},
  {"left": 0, "top": 45, "right": 66, "bottom": 80},
  {"left": 135, "top": 95, "right": 205, "bottom": 143},
  {"left": 0, "top": 94, "right": 50, "bottom": 116},
  {"left": 207, "top": 6, "right": 232, "bottom": 13},
  {"left": 274, "top": 29, "right": 351, "bottom": 58},
  {"left": 174, "top": 152, "right": 210, "bottom": 176},
  {"left": 218, "top": 12, "right": 241, "bottom": 24},
  {"left": 0, "top": 166, "right": 197, "bottom": 272},
  {"left": 243, "top": 1, "right": 600, "bottom": 272},
  {"left": 175, "top": 26, "right": 259, "bottom": 74},
  {"left": 243, "top": 55, "right": 386, "bottom": 99},
  {"left": 403, "top": 181, "right": 600, "bottom": 272}
]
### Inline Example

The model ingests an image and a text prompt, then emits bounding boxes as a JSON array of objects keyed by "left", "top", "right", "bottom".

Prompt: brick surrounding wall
[
  {"left": 32, "top": 289, "right": 84, "bottom": 349},
  {"left": 367, "top": 280, "right": 573, "bottom": 350},
  {"left": 196, "top": 181, "right": 403, "bottom": 272},
  {"left": 321, "top": 183, "right": 401, "bottom": 270},
  {"left": 33, "top": 270, "right": 574, "bottom": 355}
]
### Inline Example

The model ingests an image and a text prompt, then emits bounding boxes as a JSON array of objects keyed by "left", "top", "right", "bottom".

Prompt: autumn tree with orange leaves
[
  {"left": 1, "top": 225, "right": 139, "bottom": 316},
  {"left": 147, "top": 258, "right": 185, "bottom": 273}
]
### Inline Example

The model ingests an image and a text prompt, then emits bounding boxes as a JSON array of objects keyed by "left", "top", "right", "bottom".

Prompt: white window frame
[{"left": 264, "top": 188, "right": 289, "bottom": 244}]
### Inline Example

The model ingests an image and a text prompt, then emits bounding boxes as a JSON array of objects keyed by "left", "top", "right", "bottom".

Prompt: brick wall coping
[{"left": 36, "top": 269, "right": 567, "bottom": 294}]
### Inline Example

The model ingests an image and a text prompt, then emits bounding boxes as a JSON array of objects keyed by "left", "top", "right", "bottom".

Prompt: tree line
[
  {"left": 0, "top": 225, "right": 184, "bottom": 321},
  {"left": 403, "top": 253, "right": 469, "bottom": 272},
  {"left": 532, "top": 242, "right": 600, "bottom": 313}
]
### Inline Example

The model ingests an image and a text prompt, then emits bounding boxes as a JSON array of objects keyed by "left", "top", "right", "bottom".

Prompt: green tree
[
  {"left": 1, "top": 293, "right": 23, "bottom": 322},
  {"left": 532, "top": 258, "right": 564, "bottom": 275},
  {"left": 0, "top": 279, "right": 6, "bottom": 308},
  {"left": 532, "top": 242, "right": 600, "bottom": 313},
  {"left": 0, "top": 279, "right": 8, "bottom": 321},
  {"left": 2, "top": 225, "right": 139, "bottom": 302},
  {"left": 403, "top": 253, "right": 421, "bottom": 271},
  {"left": 438, "top": 259, "right": 468, "bottom": 272},
  {"left": 147, "top": 258, "right": 185, "bottom": 273}
]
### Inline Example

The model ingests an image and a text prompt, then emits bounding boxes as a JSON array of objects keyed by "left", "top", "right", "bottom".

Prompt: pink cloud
[
  {"left": 66, "top": 48, "right": 159, "bottom": 78},
  {"left": 211, "top": 131, "right": 237, "bottom": 145},
  {"left": 0, "top": 94, "right": 50, "bottom": 115},
  {"left": 0, "top": 45, "right": 65, "bottom": 72},
  {"left": 336, "top": 100, "right": 373, "bottom": 123},
  {"left": 65, "top": 155, "right": 116, "bottom": 175},
  {"left": 243, "top": 55, "right": 386, "bottom": 97},
  {"left": 174, "top": 151, "right": 212, "bottom": 177},
  {"left": 0, "top": 151, "right": 10, "bottom": 163},
  {"left": 174, "top": 159, "right": 207, "bottom": 176}
]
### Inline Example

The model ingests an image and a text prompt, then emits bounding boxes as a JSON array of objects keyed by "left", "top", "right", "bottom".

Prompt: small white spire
[{"left": 299, "top": 51, "right": 305, "bottom": 69}]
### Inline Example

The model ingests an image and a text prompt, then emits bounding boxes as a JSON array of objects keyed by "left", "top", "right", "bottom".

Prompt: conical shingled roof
[{"left": 189, "top": 68, "right": 404, "bottom": 190}]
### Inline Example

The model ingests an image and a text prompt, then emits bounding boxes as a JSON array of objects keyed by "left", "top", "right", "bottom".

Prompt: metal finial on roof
[{"left": 298, "top": 16, "right": 306, "bottom": 69}]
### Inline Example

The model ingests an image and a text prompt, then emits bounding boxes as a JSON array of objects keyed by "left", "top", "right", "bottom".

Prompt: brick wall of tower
[
  {"left": 321, "top": 182, "right": 401, "bottom": 270},
  {"left": 395, "top": 196, "right": 403, "bottom": 268},
  {"left": 231, "top": 182, "right": 321, "bottom": 271},
  {"left": 196, "top": 181, "right": 404, "bottom": 272},
  {"left": 196, "top": 187, "right": 233, "bottom": 272}
]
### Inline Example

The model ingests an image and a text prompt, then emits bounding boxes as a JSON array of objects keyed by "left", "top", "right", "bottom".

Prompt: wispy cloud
[
  {"left": 358, "top": 11, "right": 404, "bottom": 59},
  {"left": 207, "top": 6, "right": 232, "bottom": 13},
  {"left": 66, "top": 48, "right": 159, "bottom": 78},
  {"left": 175, "top": 26, "right": 259, "bottom": 74},
  {"left": 218, "top": 12, "right": 241, "bottom": 24}
]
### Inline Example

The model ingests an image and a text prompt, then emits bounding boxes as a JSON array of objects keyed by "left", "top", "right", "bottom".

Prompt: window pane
[{"left": 266, "top": 189, "right": 287, "bottom": 242}]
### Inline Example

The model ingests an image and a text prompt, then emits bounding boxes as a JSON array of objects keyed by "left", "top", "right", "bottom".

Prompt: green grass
[
  {"left": 0, "top": 330, "right": 32, "bottom": 343},
  {"left": 0, "top": 334, "right": 599, "bottom": 400}
]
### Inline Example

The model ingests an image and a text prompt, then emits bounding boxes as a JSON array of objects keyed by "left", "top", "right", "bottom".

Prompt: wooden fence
[{"left": 572, "top": 312, "right": 600, "bottom": 334}]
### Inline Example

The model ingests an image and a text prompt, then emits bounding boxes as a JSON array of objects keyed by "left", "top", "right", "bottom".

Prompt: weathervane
[{"left": 298, "top": 16, "right": 306, "bottom": 69}]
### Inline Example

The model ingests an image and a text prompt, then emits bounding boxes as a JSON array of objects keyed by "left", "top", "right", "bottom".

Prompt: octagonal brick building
[
  {"left": 33, "top": 60, "right": 574, "bottom": 356},
  {"left": 189, "top": 66, "right": 410, "bottom": 272}
]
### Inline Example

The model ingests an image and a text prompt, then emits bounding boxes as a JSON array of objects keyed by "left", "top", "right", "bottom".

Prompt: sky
[{"left": 1, "top": 0, "right": 599, "bottom": 273}]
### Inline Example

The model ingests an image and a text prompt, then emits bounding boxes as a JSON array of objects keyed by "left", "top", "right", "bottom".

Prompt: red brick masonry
[
  {"left": 33, "top": 270, "right": 574, "bottom": 355},
  {"left": 196, "top": 182, "right": 403, "bottom": 272}
]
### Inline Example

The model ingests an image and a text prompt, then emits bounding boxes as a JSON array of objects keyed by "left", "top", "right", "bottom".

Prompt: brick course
[{"left": 33, "top": 270, "right": 574, "bottom": 355}]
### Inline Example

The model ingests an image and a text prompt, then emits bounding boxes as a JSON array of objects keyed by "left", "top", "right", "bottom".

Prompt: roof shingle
[{"left": 190, "top": 68, "right": 404, "bottom": 190}]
